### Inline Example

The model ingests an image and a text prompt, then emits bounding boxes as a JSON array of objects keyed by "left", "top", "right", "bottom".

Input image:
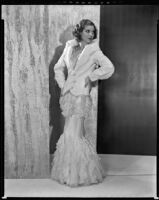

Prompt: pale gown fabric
[{"left": 51, "top": 45, "right": 106, "bottom": 187}]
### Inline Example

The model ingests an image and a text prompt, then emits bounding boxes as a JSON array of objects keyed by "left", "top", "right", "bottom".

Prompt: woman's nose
[{"left": 89, "top": 32, "right": 93, "bottom": 38}]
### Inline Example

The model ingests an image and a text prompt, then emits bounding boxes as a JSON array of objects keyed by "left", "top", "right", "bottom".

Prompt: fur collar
[{"left": 66, "top": 39, "right": 100, "bottom": 72}]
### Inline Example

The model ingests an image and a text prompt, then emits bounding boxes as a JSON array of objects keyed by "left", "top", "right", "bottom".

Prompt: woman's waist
[
  {"left": 61, "top": 90, "right": 91, "bottom": 98},
  {"left": 67, "top": 66, "right": 95, "bottom": 80},
  {"left": 63, "top": 73, "right": 92, "bottom": 96},
  {"left": 66, "top": 73, "right": 90, "bottom": 84}
]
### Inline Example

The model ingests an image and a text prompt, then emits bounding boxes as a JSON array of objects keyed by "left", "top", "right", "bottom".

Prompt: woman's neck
[{"left": 79, "top": 41, "right": 87, "bottom": 49}]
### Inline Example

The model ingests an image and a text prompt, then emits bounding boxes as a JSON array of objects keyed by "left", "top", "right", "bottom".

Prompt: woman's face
[{"left": 80, "top": 25, "right": 95, "bottom": 44}]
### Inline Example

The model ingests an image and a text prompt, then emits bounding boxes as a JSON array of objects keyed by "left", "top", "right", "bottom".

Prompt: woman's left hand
[
  {"left": 84, "top": 76, "right": 91, "bottom": 86},
  {"left": 85, "top": 76, "right": 92, "bottom": 93}
]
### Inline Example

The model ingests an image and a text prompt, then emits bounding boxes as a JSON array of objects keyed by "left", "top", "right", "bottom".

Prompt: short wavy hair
[{"left": 72, "top": 19, "right": 97, "bottom": 42}]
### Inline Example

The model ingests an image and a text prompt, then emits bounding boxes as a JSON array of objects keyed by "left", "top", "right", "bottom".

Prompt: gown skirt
[{"left": 51, "top": 91, "right": 106, "bottom": 187}]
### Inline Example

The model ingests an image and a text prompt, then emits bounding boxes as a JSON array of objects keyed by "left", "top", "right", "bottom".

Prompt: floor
[{"left": 4, "top": 154, "right": 157, "bottom": 198}]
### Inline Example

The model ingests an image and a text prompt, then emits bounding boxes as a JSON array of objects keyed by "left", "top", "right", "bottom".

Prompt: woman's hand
[
  {"left": 84, "top": 76, "right": 91, "bottom": 87},
  {"left": 61, "top": 86, "right": 66, "bottom": 96},
  {"left": 84, "top": 76, "right": 92, "bottom": 93}
]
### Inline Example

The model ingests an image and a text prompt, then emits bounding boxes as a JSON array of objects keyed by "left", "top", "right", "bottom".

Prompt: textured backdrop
[{"left": 3, "top": 5, "right": 100, "bottom": 178}]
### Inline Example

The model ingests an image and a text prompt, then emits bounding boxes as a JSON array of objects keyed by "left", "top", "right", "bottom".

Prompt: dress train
[{"left": 51, "top": 114, "right": 106, "bottom": 187}]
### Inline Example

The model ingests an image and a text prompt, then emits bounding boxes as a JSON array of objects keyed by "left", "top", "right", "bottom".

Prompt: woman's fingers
[{"left": 85, "top": 76, "right": 90, "bottom": 87}]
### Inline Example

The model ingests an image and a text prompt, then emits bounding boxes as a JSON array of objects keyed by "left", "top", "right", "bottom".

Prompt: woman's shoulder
[
  {"left": 90, "top": 41, "right": 100, "bottom": 49},
  {"left": 66, "top": 39, "right": 79, "bottom": 47},
  {"left": 87, "top": 40, "right": 100, "bottom": 54}
]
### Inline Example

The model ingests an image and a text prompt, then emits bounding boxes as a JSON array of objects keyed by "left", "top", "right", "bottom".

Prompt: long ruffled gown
[{"left": 51, "top": 45, "right": 106, "bottom": 187}]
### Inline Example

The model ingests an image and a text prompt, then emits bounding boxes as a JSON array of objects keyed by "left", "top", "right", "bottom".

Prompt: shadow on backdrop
[{"left": 49, "top": 26, "right": 74, "bottom": 157}]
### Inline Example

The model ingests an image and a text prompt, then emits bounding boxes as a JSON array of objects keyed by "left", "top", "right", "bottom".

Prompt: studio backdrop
[
  {"left": 97, "top": 5, "right": 157, "bottom": 155},
  {"left": 3, "top": 5, "right": 100, "bottom": 178},
  {"left": 3, "top": 5, "right": 157, "bottom": 179}
]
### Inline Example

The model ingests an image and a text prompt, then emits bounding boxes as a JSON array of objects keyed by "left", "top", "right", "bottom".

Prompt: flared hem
[
  {"left": 51, "top": 132, "right": 106, "bottom": 187},
  {"left": 51, "top": 175, "right": 105, "bottom": 188}
]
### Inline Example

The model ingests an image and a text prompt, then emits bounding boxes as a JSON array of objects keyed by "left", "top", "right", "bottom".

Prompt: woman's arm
[
  {"left": 88, "top": 50, "right": 115, "bottom": 82},
  {"left": 54, "top": 43, "right": 68, "bottom": 89}
]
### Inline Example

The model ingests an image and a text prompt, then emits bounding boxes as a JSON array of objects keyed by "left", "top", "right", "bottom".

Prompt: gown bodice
[{"left": 70, "top": 45, "right": 84, "bottom": 70}]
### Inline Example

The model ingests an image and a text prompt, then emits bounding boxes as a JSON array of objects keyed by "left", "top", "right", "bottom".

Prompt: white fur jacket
[{"left": 54, "top": 39, "right": 115, "bottom": 96}]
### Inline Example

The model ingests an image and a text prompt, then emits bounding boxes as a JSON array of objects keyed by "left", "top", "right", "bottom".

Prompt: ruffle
[
  {"left": 51, "top": 133, "right": 106, "bottom": 187},
  {"left": 59, "top": 91, "right": 92, "bottom": 118}
]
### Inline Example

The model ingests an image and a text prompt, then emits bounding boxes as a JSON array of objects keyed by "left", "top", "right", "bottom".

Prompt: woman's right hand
[{"left": 61, "top": 87, "right": 65, "bottom": 96}]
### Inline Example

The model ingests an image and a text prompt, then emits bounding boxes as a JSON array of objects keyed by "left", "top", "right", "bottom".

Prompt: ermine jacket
[{"left": 54, "top": 39, "right": 115, "bottom": 96}]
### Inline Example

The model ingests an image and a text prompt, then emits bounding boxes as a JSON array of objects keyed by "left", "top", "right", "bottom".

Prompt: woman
[{"left": 51, "top": 19, "right": 114, "bottom": 187}]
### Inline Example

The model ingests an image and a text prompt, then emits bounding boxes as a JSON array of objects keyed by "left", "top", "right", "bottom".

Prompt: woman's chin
[{"left": 87, "top": 40, "right": 93, "bottom": 44}]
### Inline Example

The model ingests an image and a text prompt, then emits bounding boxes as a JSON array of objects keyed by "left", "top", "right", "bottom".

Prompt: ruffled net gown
[{"left": 51, "top": 45, "right": 106, "bottom": 187}]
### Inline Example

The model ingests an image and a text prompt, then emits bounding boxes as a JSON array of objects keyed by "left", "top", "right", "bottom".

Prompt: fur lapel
[{"left": 66, "top": 39, "right": 99, "bottom": 72}]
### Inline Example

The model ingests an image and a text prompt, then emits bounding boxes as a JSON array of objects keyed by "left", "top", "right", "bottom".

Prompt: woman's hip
[{"left": 59, "top": 91, "right": 92, "bottom": 118}]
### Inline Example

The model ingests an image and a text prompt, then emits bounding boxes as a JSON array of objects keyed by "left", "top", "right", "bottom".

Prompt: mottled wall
[
  {"left": 3, "top": 5, "right": 100, "bottom": 178},
  {"left": 3, "top": 5, "right": 50, "bottom": 178}
]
